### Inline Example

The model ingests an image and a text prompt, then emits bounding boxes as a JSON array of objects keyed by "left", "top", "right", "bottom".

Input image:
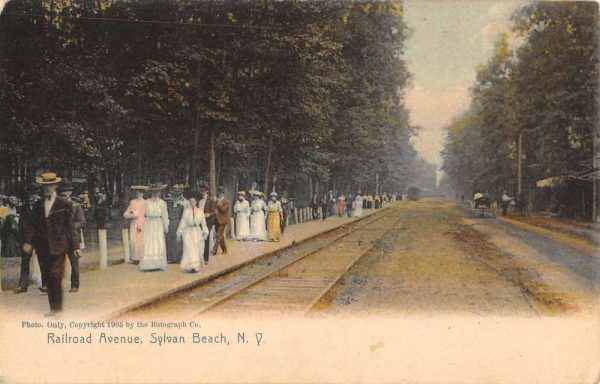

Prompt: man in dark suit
[
  {"left": 93, "top": 188, "right": 110, "bottom": 229},
  {"left": 22, "top": 173, "right": 80, "bottom": 315},
  {"left": 198, "top": 183, "right": 216, "bottom": 263},
  {"left": 60, "top": 179, "right": 85, "bottom": 292},
  {"left": 13, "top": 184, "right": 44, "bottom": 293},
  {"left": 211, "top": 186, "right": 230, "bottom": 255}
]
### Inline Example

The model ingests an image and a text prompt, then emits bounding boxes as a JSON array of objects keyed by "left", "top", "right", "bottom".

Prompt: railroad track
[{"left": 120, "top": 208, "right": 403, "bottom": 319}]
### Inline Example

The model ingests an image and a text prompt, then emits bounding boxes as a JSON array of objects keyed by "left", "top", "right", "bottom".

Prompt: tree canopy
[
  {"left": 0, "top": 0, "right": 426, "bottom": 202},
  {"left": 442, "top": 2, "right": 598, "bottom": 219}
]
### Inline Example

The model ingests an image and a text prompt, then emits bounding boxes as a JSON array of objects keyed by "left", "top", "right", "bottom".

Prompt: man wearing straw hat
[{"left": 22, "top": 173, "right": 80, "bottom": 315}]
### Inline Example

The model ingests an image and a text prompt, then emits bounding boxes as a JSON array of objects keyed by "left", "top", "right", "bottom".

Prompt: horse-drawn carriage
[{"left": 469, "top": 193, "right": 497, "bottom": 218}]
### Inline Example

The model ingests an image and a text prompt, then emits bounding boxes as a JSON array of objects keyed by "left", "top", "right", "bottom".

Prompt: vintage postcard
[{"left": 0, "top": 0, "right": 598, "bottom": 383}]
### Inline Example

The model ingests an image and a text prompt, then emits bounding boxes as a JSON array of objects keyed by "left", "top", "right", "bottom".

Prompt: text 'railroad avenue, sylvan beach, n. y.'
[{"left": 45, "top": 331, "right": 265, "bottom": 347}]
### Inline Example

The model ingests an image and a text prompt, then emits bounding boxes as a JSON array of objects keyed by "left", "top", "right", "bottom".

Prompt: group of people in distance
[
  {"left": 326, "top": 192, "right": 396, "bottom": 220},
  {"left": 122, "top": 183, "right": 286, "bottom": 274}
]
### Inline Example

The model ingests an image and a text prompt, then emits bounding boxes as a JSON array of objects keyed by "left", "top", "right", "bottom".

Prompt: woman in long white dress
[
  {"left": 234, "top": 191, "right": 251, "bottom": 240},
  {"left": 177, "top": 191, "right": 208, "bottom": 273},
  {"left": 123, "top": 186, "right": 148, "bottom": 263},
  {"left": 353, "top": 193, "right": 363, "bottom": 217},
  {"left": 140, "top": 183, "right": 169, "bottom": 271},
  {"left": 248, "top": 191, "right": 267, "bottom": 241}
]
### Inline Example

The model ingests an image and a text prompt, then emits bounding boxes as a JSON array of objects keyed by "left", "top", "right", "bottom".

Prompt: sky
[{"left": 403, "top": 0, "right": 530, "bottom": 167}]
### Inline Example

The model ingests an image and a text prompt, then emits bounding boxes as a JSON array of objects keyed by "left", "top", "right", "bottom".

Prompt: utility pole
[
  {"left": 375, "top": 172, "right": 379, "bottom": 195},
  {"left": 517, "top": 132, "right": 523, "bottom": 197},
  {"left": 594, "top": 118, "right": 600, "bottom": 222}
]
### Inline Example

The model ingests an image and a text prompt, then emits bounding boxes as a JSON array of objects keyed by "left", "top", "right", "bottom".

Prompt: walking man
[
  {"left": 59, "top": 179, "right": 85, "bottom": 292},
  {"left": 501, "top": 191, "right": 513, "bottom": 216},
  {"left": 22, "top": 173, "right": 80, "bottom": 315},
  {"left": 198, "top": 184, "right": 216, "bottom": 263},
  {"left": 211, "top": 186, "right": 230, "bottom": 255},
  {"left": 13, "top": 184, "right": 43, "bottom": 293}
]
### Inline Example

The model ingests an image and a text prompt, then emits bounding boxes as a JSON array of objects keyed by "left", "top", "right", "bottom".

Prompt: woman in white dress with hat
[
  {"left": 353, "top": 193, "right": 363, "bottom": 218},
  {"left": 233, "top": 191, "right": 251, "bottom": 240},
  {"left": 123, "top": 185, "right": 148, "bottom": 263},
  {"left": 177, "top": 191, "right": 208, "bottom": 273},
  {"left": 248, "top": 191, "right": 267, "bottom": 241},
  {"left": 140, "top": 183, "right": 169, "bottom": 271}
]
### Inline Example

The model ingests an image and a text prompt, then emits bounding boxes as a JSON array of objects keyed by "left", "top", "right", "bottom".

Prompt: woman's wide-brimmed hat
[
  {"left": 270, "top": 191, "right": 278, "bottom": 197},
  {"left": 148, "top": 183, "right": 167, "bottom": 191},
  {"left": 237, "top": 191, "right": 246, "bottom": 196},
  {"left": 36, "top": 172, "right": 62, "bottom": 185},
  {"left": 249, "top": 190, "right": 262, "bottom": 196},
  {"left": 171, "top": 184, "right": 187, "bottom": 192},
  {"left": 130, "top": 185, "right": 149, "bottom": 191},
  {"left": 198, "top": 183, "right": 209, "bottom": 192}
]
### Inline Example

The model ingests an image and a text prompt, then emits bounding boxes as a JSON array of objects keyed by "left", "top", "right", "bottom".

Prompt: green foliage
[
  {"left": 443, "top": 2, "right": 598, "bottom": 218},
  {"left": 0, "top": 0, "right": 417, "bottom": 197}
]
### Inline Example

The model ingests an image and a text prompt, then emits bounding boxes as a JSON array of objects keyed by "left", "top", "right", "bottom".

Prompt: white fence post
[
  {"left": 31, "top": 250, "right": 41, "bottom": 286},
  {"left": 121, "top": 227, "right": 130, "bottom": 263},
  {"left": 99, "top": 229, "right": 108, "bottom": 269}
]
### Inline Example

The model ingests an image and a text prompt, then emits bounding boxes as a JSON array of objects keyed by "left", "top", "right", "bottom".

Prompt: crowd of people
[{"left": 0, "top": 170, "right": 401, "bottom": 315}]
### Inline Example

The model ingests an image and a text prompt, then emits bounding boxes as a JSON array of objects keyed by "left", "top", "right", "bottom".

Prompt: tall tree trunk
[
  {"left": 190, "top": 105, "right": 200, "bottom": 188},
  {"left": 263, "top": 129, "right": 274, "bottom": 195},
  {"left": 137, "top": 134, "right": 142, "bottom": 183},
  {"left": 209, "top": 124, "right": 217, "bottom": 197}
]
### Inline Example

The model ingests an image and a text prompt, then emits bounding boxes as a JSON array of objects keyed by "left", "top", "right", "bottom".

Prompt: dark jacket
[
  {"left": 203, "top": 197, "right": 217, "bottom": 228},
  {"left": 94, "top": 199, "right": 110, "bottom": 229},
  {"left": 70, "top": 200, "right": 85, "bottom": 243},
  {"left": 23, "top": 196, "right": 79, "bottom": 256},
  {"left": 215, "top": 197, "right": 230, "bottom": 225}
]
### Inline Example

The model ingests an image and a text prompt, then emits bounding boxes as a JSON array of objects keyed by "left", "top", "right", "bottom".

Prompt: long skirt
[
  {"left": 249, "top": 212, "right": 267, "bottom": 241},
  {"left": 129, "top": 220, "right": 144, "bottom": 261},
  {"left": 140, "top": 218, "right": 167, "bottom": 271},
  {"left": 235, "top": 213, "right": 251, "bottom": 240},
  {"left": 180, "top": 227, "right": 204, "bottom": 272},
  {"left": 267, "top": 212, "right": 282, "bottom": 242},
  {"left": 166, "top": 219, "right": 183, "bottom": 263},
  {"left": 353, "top": 203, "right": 363, "bottom": 218},
  {"left": 337, "top": 202, "right": 345, "bottom": 216}
]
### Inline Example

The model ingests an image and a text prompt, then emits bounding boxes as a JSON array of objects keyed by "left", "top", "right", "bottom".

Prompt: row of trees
[
  {"left": 0, "top": 0, "right": 427, "bottom": 203},
  {"left": 442, "top": 2, "right": 598, "bottom": 220}
]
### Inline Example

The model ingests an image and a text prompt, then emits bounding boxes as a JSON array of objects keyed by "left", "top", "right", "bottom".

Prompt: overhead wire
[{"left": 0, "top": 11, "right": 278, "bottom": 31}]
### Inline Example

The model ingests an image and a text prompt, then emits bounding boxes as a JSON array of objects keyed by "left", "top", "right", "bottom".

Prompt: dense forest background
[
  {"left": 442, "top": 2, "right": 599, "bottom": 220},
  {"left": 0, "top": 0, "right": 435, "bottom": 204}
]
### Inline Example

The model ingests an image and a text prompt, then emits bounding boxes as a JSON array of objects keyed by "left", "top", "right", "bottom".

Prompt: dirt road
[{"left": 318, "top": 200, "right": 599, "bottom": 316}]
